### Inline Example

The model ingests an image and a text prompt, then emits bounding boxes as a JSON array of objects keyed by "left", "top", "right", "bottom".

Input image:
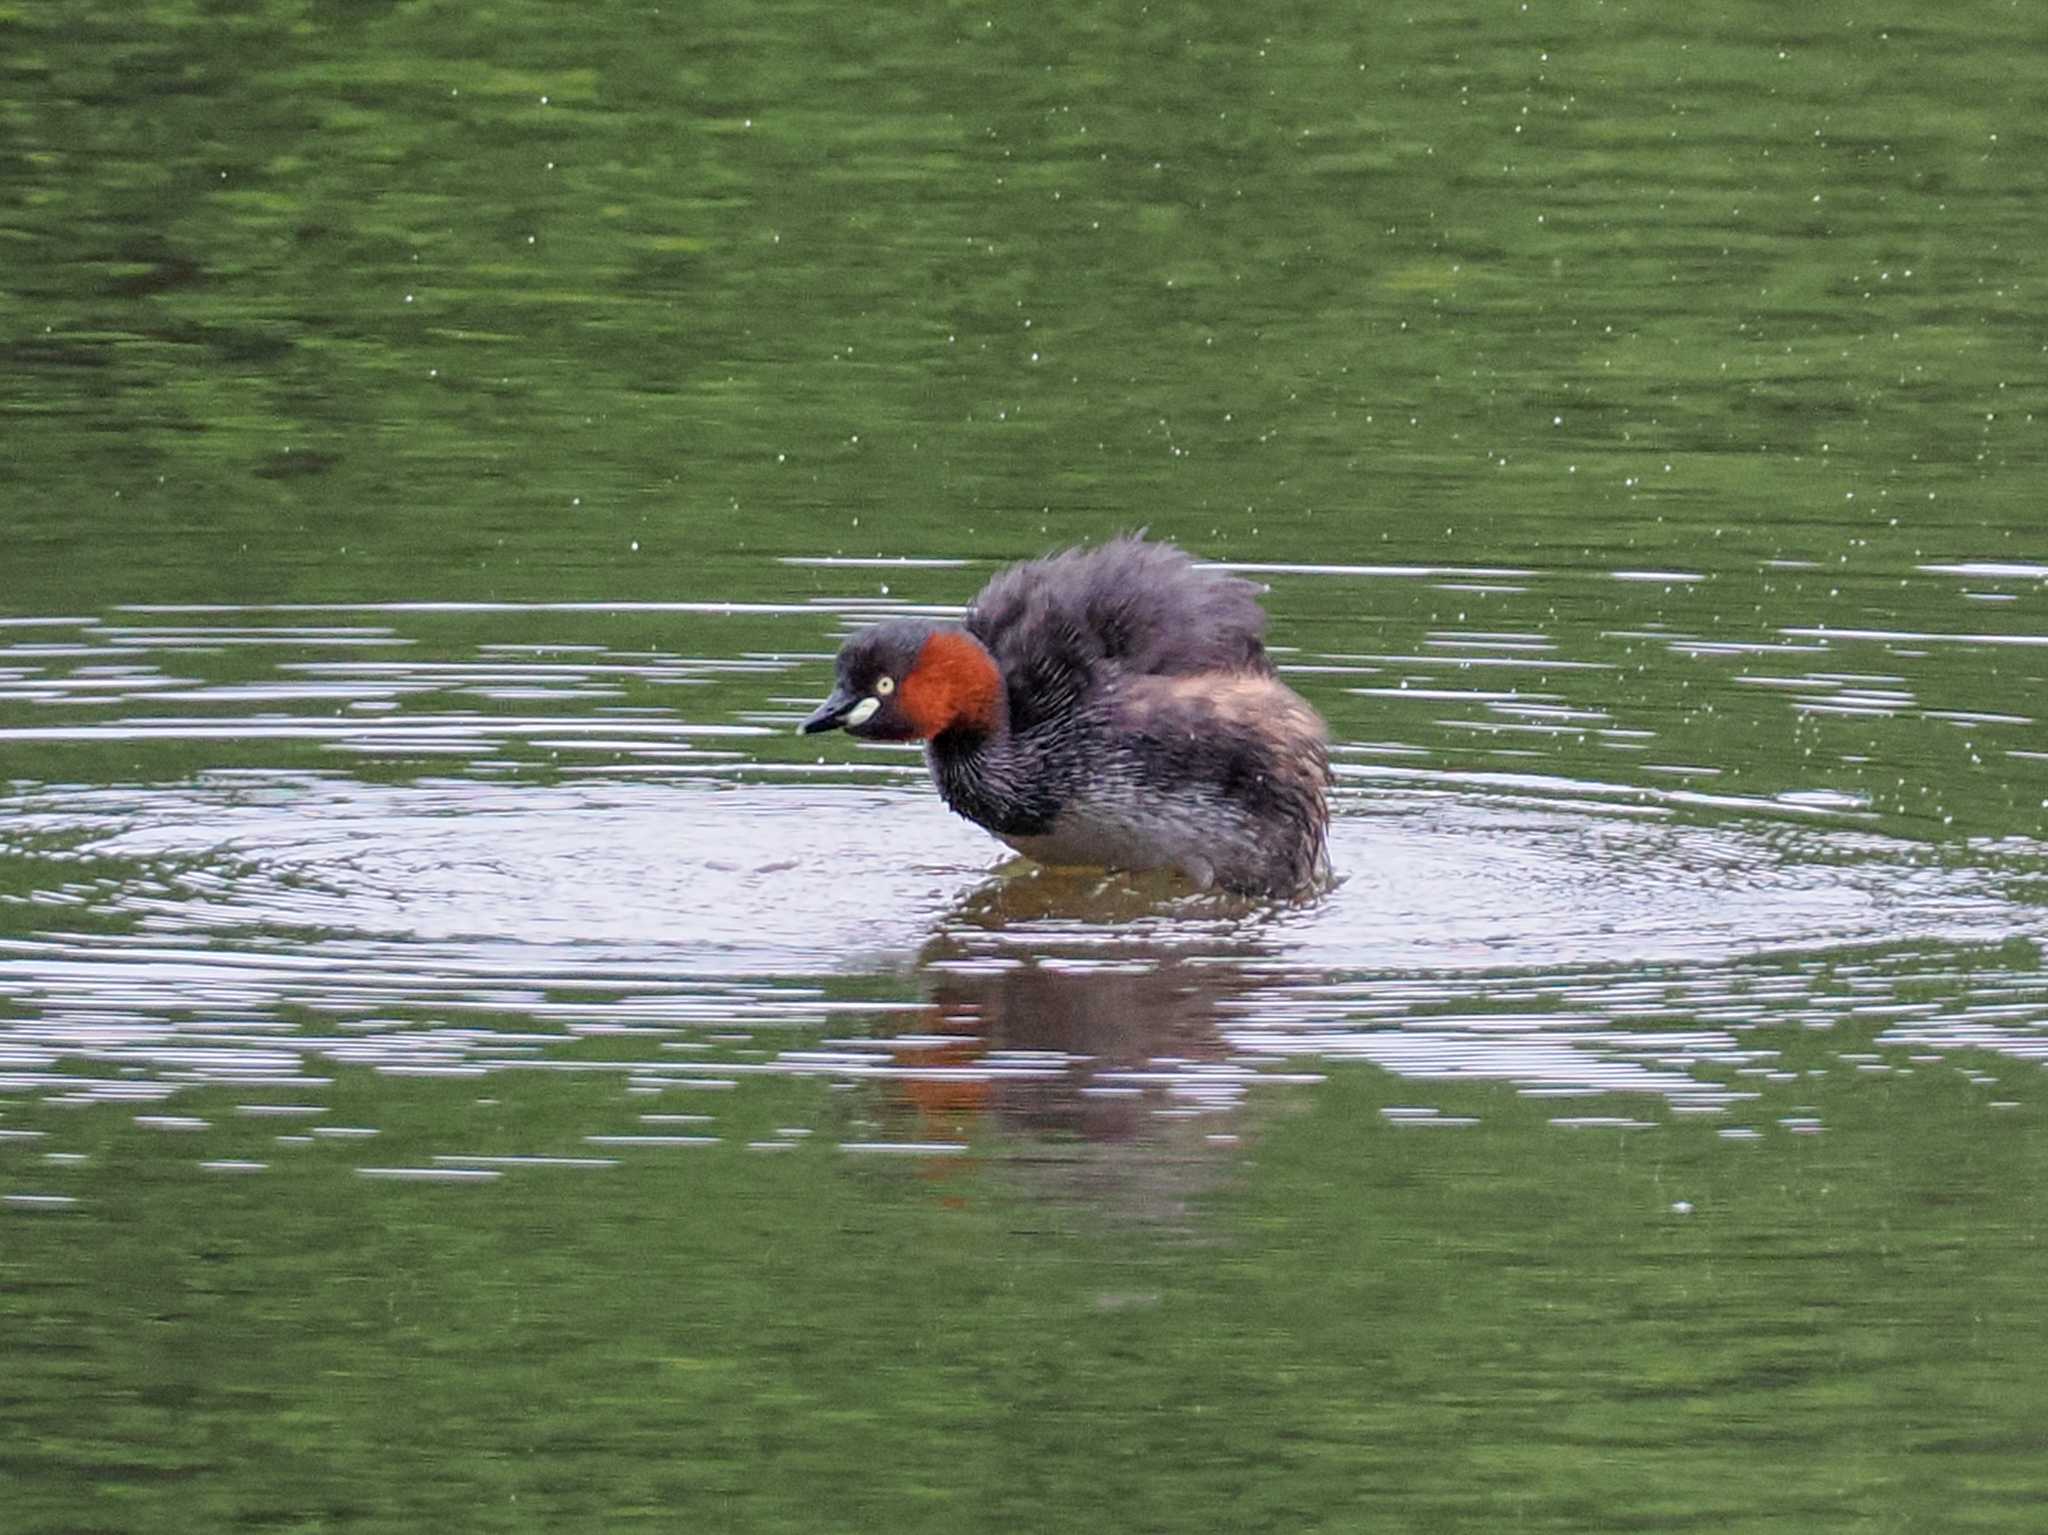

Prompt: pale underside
[{"left": 998, "top": 791, "right": 1261, "bottom": 891}]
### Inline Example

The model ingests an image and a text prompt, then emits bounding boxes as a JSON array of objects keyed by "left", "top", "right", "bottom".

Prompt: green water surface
[{"left": 4, "top": 2, "right": 2048, "bottom": 1530}]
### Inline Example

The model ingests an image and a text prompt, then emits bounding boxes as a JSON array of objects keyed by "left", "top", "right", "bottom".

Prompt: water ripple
[{"left": 2, "top": 577, "right": 2044, "bottom": 1190}]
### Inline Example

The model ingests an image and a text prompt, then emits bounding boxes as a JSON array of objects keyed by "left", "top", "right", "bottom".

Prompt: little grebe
[{"left": 800, "top": 537, "right": 1331, "bottom": 896}]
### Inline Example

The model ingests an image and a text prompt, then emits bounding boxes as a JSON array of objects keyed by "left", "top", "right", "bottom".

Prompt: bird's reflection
[{"left": 863, "top": 869, "right": 1301, "bottom": 1209}]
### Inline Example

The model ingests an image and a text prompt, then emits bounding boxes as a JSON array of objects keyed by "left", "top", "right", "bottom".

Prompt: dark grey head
[{"left": 798, "top": 620, "right": 942, "bottom": 742}]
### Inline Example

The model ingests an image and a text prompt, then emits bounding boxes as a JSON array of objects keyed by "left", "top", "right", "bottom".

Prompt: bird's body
[{"left": 802, "top": 538, "right": 1330, "bottom": 897}]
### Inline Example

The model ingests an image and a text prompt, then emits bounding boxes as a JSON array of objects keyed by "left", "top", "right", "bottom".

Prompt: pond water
[{"left": 6, "top": 3, "right": 2048, "bottom": 1530}]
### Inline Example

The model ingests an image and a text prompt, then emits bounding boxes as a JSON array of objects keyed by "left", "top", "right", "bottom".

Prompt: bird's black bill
[{"left": 798, "top": 685, "right": 859, "bottom": 735}]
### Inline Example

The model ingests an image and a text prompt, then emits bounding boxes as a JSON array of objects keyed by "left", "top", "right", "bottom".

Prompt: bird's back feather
[{"left": 965, "top": 537, "right": 1272, "bottom": 736}]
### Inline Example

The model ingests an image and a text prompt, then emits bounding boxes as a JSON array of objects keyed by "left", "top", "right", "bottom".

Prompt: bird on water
[{"left": 800, "top": 537, "right": 1331, "bottom": 897}]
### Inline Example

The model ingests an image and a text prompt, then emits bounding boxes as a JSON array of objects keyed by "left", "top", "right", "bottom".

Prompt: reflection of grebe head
[{"left": 799, "top": 621, "right": 1004, "bottom": 743}]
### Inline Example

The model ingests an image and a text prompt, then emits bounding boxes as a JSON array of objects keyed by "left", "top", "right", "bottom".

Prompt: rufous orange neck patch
[{"left": 900, "top": 629, "right": 1004, "bottom": 740}]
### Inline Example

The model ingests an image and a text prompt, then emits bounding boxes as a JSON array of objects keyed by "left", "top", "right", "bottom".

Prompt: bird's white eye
[{"left": 875, "top": 676, "right": 896, "bottom": 696}]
